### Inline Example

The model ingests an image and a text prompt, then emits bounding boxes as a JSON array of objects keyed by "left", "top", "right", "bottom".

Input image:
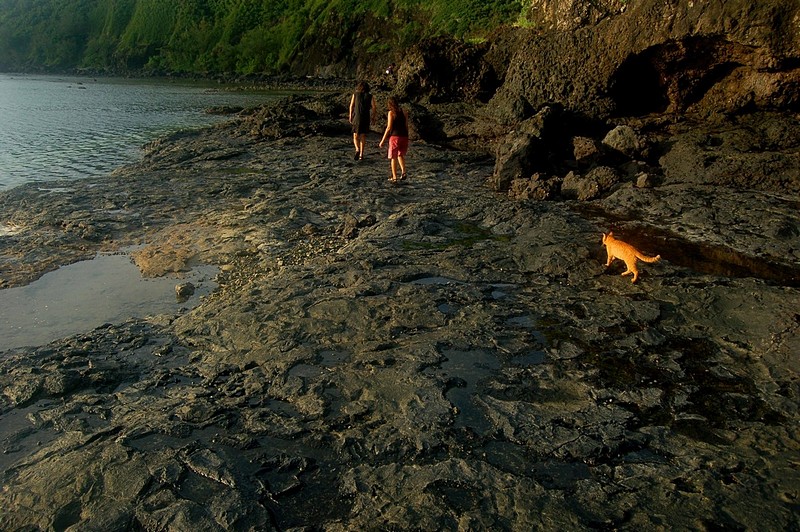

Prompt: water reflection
[
  {"left": 576, "top": 205, "right": 800, "bottom": 286},
  {"left": 0, "top": 74, "right": 276, "bottom": 189},
  {"left": 0, "top": 251, "right": 217, "bottom": 352}
]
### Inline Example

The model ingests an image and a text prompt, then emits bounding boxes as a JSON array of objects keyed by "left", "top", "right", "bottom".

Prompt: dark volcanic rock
[
  {"left": 399, "top": 0, "right": 800, "bottom": 198},
  {"left": 382, "top": 0, "right": 800, "bottom": 189},
  {"left": 488, "top": 0, "right": 800, "bottom": 121},
  {"left": 489, "top": 106, "right": 564, "bottom": 192},
  {"left": 0, "top": 92, "right": 798, "bottom": 529},
  {"left": 394, "top": 36, "right": 500, "bottom": 104},
  {"left": 1, "top": 1, "right": 800, "bottom": 527},
  {"left": 658, "top": 112, "right": 800, "bottom": 194}
]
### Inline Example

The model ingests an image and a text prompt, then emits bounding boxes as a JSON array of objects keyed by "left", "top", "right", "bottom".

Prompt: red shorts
[{"left": 388, "top": 136, "right": 409, "bottom": 159}]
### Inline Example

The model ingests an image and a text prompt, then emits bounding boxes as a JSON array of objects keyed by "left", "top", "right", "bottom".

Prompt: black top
[
  {"left": 352, "top": 91, "right": 372, "bottom": 134},
  {"left": 389, "top": 109, "right": 408, "bottom": 137}
]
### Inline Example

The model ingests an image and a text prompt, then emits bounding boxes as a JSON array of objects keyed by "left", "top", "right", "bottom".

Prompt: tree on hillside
[{"left": 0, "top": 0, "right": 522, "bottom": 74}]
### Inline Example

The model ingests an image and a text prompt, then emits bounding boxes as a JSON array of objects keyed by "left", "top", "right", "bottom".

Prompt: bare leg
[
  {"left": 357, "top": 134, "right": 366, "bottom": 158},
  {"left": 398, "top": 155, "right": 406, "bottom": 177},
  {"left": 390, "top": 158, "right": 398, "bottom": 181},
  {"left": 352, "top": 133, "right": 359, "bottom": 152}
]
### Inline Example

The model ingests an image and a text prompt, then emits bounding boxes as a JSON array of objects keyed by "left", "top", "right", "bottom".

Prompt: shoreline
[
  {"left": 1, "top": 95, "right": 799, "bottom": 529},
  {"left": 0, "top": 69, "right": 353, "bottom": 92},
  {"left": 0, "top": 74, "right": 308, "bottom": 193}
]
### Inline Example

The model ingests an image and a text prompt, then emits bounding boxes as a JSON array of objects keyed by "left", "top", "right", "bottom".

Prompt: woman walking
[
  {"left": 349, "top": 81, "right": 376, "bottom": 160},
  {"left": 379, "top": 96, "right": 409, "bottom": 182}
]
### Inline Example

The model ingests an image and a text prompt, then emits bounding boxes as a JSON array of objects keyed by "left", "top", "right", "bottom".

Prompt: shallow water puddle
[
  {"left": 0, "top": 251, "right": 217, "bottom": 351},
  {"left": 411, "top": 276, "right": 463, "bottom": 286},
  {"left": 435, "top": 348, "right": 501, "bottom": 434},
  {"left": 576, "top": 205, "right": 800, "bottom": 286},
  {"left": 490, "top": 283, "right": 516, "bottom": 299},
  {"left": 0, "top": 400, "right": 60, "bottom": 471},
  {"left": 619, "top": 226, "right": 800, "bottom": 285},
  {"left": 434, "top": 341, "right": 544, "bottom": 432}
]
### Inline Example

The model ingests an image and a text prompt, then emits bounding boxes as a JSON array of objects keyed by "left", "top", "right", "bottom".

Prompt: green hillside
[{"left": 0, "top": 0, "right": 523, "bottom": 75}]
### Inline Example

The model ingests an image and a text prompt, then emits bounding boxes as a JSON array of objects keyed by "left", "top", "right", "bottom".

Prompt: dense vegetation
[{"left": 0, "top": 0, "right": 523, "bottom": 75}]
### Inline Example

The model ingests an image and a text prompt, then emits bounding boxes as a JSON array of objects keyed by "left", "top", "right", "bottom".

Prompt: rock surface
[
  {"left": 490, "top": 0, "right": 800, "bottom": 121},
  {"left": 0, "top": 91, "right": 798, "bottom": 530}
]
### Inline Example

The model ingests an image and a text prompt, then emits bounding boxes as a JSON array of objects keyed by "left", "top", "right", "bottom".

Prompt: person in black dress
[{"left": 348, "top": 81, "right": 376, "bottom": 160}]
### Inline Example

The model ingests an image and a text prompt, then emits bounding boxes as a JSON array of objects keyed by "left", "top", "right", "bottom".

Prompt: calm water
[
  {"left": 0, "top": 251, "right": 218, "bottom": 351},
  {"left": 0, "top": 75, "right": 274, "bottom": 350},
  {"left": 0, "top": 74, "right": 272, "bottom": 189}
]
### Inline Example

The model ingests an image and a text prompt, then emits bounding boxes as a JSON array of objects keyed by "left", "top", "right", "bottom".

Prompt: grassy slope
[{"left": 0, "top": 0, "right": 524, "bottom": 75}]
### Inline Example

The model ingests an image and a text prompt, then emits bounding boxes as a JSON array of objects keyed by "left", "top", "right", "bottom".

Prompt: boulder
[
  {"left": 602, "top": 125, "right": 645, "bottom": 159},
  {"left": 561, "top": 171, "right": 601, "bottom": 201},
  {"left": 394, "top": 37, "right": 500, "bottom": 104},
  {"left": 176, "top": 282, "right": 195, "bottom": 301},
  {"left": 572, "top": 136, "right": 601, "bottom": 166},
  {"left": 508, "top": 173, "right": 560, "bottom": 201},
  {"left": 488, "top": 106, "right": 561, "bottom": 192}
]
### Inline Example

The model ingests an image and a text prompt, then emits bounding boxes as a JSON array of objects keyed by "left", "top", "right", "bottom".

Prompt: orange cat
[{"left": 602, "top": 232, "right": 661, "bottom": 283}]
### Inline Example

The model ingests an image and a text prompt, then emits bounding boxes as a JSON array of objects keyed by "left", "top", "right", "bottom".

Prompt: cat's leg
[
  {"left": 605, "top": 253, "right": 615, "bottom": 267},
  {"left": 621, "top": 261, "right": 638, "bottom": 282}
]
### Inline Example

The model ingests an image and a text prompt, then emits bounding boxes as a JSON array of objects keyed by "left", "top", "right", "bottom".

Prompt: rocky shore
[{"left": 0, "top": 88, "right": 798, "bottom": 530}]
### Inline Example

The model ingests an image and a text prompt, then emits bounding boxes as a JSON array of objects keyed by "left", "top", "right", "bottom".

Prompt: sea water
[
  {"left": 0, "top": 74, "right": 274, "bottom": 189},
  {"left": 0, "top": 74, "right": 280, "bottom": 350}
]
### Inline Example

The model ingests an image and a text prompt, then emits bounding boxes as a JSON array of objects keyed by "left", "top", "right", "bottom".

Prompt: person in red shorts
[{"left": 379, "top": 96, "right": 409, "bottom": 182}]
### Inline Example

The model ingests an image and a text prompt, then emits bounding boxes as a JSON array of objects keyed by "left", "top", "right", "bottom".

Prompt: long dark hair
[
  {"left": 387, "top": 96, "right": 403, "bottom": 115},
  {"left": 356, "top": 81, "right": 370, "bottom": 93}
]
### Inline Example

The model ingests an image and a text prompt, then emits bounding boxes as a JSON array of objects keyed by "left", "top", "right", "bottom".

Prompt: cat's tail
[{"left": 637, "top": 253, "right": 661, "bottom": 263}]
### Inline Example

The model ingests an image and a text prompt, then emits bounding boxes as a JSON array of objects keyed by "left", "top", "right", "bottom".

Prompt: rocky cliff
[
  {"left": 396, "top": 0, "right": 800, "bottom": 120},
  {"left": 387, "top": 0, "right": 799, "bottom": 199}
]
